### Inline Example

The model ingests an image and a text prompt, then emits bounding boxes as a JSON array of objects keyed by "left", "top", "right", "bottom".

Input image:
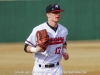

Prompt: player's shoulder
[{"left": 58, "top": 23, "right": 68, "bottom": 32}]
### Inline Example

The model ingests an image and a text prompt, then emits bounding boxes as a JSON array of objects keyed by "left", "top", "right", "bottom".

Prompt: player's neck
[{"left": 47, "top": 21, "right": 58, "bottom": 27}]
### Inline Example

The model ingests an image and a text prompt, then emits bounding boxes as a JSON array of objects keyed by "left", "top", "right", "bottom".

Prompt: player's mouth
[{"left": 56, "top": 17, "right": 60, "bottom": 19}]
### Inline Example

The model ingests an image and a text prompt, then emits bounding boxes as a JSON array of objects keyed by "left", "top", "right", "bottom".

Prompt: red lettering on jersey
[
  {"left": 49, "top": 42, "right": 63, "bottom": 45},
  {"left": 61, "top": 37, "right": 64, "bottom": 42},
  {"left": 53, "top": 37, "right": 57, "bottom": 42},
  {"left": 49, "top": 38, "right": 53, "bottom": 42},
  {"left": 49, "top": 37, "right": 64, "bottom": 45}
]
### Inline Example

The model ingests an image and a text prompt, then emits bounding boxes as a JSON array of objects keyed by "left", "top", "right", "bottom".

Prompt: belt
[{"left": 39, "top": 62, "right": 59, "bottom": 68}]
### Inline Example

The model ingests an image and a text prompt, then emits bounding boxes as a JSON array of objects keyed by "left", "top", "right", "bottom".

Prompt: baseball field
[{"left": 0, "top": 40, "right": 100, "bottom": 75}]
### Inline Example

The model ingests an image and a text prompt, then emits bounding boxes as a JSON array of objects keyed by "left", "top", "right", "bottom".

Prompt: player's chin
[
  {"left": 55, "top": 17, "right": 60, "bottom": 22},
  {"left": 55, "top": 19, "right": 60, "bottom": 23}
]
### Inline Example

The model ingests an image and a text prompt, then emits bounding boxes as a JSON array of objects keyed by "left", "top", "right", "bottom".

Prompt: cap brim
[{"left": 50, "top": 9, "right": 64, "bottom": 13}]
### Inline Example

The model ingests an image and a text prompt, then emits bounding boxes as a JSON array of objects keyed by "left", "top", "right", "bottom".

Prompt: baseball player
[{"left": 24, "top": 4, "right": 69, "bottom": 75}]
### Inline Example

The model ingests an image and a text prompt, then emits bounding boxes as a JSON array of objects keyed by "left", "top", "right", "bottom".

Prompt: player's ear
[{"left": 46, "top": 13, "right": 50, "bottom": 18}]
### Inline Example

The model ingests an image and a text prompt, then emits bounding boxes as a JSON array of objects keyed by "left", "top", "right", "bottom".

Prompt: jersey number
[{"left": 55, "top": 46, "right": 61, "bottom": 54}]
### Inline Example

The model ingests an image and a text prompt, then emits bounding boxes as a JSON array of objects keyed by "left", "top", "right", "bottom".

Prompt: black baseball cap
[{"left": 46, "top": 4, "right": 64, "bottom": 13}]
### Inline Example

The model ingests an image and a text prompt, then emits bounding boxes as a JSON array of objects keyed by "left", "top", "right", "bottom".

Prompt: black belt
[{"left": 39, "top": 62, "right": 59, "bottom": 68}]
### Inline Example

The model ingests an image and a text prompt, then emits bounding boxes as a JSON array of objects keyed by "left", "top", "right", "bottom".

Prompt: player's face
[{"left": 49, "top": 11, "right": 61, "bottom": 23}]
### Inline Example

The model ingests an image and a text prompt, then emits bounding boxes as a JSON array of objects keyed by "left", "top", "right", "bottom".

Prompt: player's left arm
[{"left": 62, "top": 42, "right": 69, "bottom": 60}]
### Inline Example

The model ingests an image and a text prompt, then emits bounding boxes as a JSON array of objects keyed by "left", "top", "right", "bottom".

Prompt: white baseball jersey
[{"left": 25, "top": 22, "right": 68, "bottom": 64}]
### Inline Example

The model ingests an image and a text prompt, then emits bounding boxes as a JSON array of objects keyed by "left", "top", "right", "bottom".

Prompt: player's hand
[
  {"left": 36, "top": 46, "right": 45, "bottom": 52},
  {"left": 62, "top": 52, "right": 69, "bottom": 60}
]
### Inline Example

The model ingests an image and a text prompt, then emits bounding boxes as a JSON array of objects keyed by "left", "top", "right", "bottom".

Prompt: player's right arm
[
  {"left": 24, "top": 44, "right": 44, "bottom": 53},
  {"left": 24, "top": 28, "right": 44, "bottom": 53}
]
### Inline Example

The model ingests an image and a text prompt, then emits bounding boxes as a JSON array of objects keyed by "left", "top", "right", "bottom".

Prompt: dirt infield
[{"left": 0, "top": 40, "right": 100, "bottom": 75}]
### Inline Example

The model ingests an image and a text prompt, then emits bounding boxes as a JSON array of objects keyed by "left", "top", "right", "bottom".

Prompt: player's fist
[{"left": 62, "top": 52, "right": 69, "bottom": 60}]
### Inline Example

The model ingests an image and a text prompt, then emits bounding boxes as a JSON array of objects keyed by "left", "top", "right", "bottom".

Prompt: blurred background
[
  {"left": 0, "top": 0, "right": 100, "bottom": 42},
  {"left": 0, "top": 0, "right": 100, "bottom": 75}
]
